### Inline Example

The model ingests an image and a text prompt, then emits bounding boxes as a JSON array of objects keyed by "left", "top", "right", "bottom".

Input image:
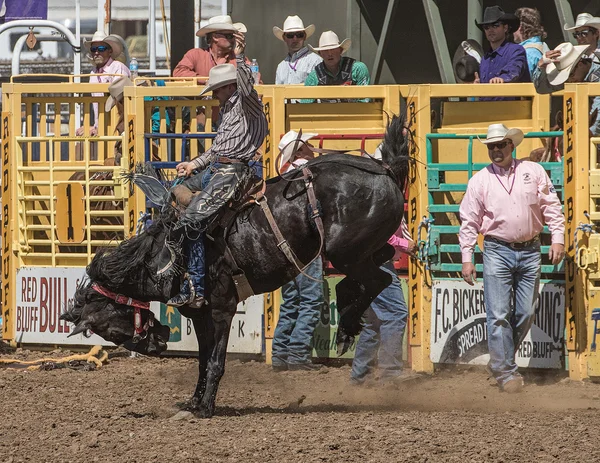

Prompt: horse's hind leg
[{"left": 332, "top": 259, "right": 392, "bottom": 355}]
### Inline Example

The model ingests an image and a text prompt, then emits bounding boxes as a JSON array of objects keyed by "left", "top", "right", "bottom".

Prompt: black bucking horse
[{"left": 61, "top": 114, "right": 412, "bottom": 418}]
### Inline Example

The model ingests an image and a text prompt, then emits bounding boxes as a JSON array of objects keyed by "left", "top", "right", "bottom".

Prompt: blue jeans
[
  {"left": 272, "top": 258, "right": 324, "bottom": 365},
  {"left": 351, "top": 262, "right": 408, "bottom": 382},
  {"left": 483, "top": 239, "right": 541, "bottom": 387}
]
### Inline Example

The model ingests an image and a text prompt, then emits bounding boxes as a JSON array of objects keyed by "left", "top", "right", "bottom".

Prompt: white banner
[
  {"left": 430, "top": 280, "right": 564, "bottom": 369},
  {"left": 15, "top": 267, "right": 263, "bottom": 354}
]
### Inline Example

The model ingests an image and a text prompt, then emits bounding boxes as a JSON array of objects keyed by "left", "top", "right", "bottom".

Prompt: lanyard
[{"left": 491, "top": 163, "right": 516, "bottom": 195}]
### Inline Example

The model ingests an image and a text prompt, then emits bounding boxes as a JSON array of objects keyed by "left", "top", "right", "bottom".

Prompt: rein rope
[{"left": 574, "top": 213, "right": 596, "bottom": 269}]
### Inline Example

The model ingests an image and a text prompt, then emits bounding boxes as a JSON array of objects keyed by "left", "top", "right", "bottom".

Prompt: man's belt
[
  {"left": 215, "top": 156, "right": 246, "bottom": 165},
  {"left": 485, "top": 235, "right": 540, "bottom": 250}
]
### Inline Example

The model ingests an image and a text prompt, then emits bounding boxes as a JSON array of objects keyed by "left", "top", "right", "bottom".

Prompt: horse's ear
[{"left": 67, "top": 322, "right": 90, "bottom": 338}]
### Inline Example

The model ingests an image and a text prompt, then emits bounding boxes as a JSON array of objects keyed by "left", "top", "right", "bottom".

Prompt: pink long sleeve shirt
[{"left": 459, "top": 159, "right": 565, "bottom": 262}]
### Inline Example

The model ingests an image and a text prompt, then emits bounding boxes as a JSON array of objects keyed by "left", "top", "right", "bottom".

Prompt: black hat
[
  {"left": 475, "top": 6, "right": 520, "bottom": 32},
  {"left": 452, "top": 39, "right": 484, "bottom": 83}
]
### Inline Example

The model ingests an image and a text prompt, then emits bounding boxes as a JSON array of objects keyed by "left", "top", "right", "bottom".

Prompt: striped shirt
[
  {"left": 191, "top": 54, "right": 268, "bottom": 168},
  {"left": 275, "top": 47, "right": 322, "bottom": 84}
]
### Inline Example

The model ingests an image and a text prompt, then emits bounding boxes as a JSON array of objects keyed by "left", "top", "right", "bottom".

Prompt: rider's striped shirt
[{"left": 191, "top": 54, "right": 267, "bottom": 169}]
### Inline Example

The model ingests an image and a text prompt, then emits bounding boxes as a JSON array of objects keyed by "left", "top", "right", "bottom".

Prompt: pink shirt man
[{"left": 459, "top": 158, "right": 565, "bottom": 262}]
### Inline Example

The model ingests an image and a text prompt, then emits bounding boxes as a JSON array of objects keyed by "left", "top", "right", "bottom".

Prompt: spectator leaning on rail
[
  {"left": 459, "top": 124, "right": 565, "bottom": 394},
  {"left": 274, "top": 15, "right": 322, "bottom": 84},
  {"left": 168, "top": 32, "right": 267, "bottom": 308},
  {"left": 473, "top": 6, "right": 530, "bottom": 85},
  {"left": 533, "top": 42, "right": 600, "bottom": 136},
  {"left": 272, "top": 130, "right": 324, "bottom": 372},
  {"left": 514, "top": 7, "right": 549, "bottom": 78},
  {"left": 84, "top": 31, "right": 131, "bottom": 135},
  {"left": 564, "top": 13, "right": 600, "bottom": 63},
  {"left": 302, "top": 31, "right": 370, "bottom": 103}
]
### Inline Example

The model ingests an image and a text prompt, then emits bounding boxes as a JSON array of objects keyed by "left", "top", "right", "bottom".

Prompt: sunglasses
[
  {"left": 90, "top": 45, "right": 110, "bottom": 53},
  {"left": 482, "top": 22, "right": 503, "bottom": 31},
  {"left": 487, "top": 141, "right": 510, "bottom": 150},
  {"left": 285, "top": 32, "right": 306, "bottom": 39},
  {"left": 212, "top": 32, "right": 235, "bottom": 40},
  {"left": 573, "top": 29, "right": 593, "bottom": 39}
]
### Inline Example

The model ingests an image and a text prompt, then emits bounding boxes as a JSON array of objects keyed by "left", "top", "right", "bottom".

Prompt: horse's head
[{"left": 61, "top": 281, "right": 170, "bottom": 356}]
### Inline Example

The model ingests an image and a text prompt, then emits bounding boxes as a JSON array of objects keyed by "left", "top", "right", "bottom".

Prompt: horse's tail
[{"left": 379, "top": 114, "right": 411, "bottom": 192}]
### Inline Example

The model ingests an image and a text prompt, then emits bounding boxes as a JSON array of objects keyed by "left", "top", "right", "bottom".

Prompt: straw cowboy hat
[
  {"left": 479, "top": 124, "right": 524, "bottom": 147},
  {"left": 308, "top": 31, "right": 351, "bottom": 53},
  {"left": 475, "top": 6, "right": 520, "bottom": 32},
  {"left": 105, "top": 76, "right": 133, "bottom": 112},
  {"left": 545, "top": 42, "right": 589, "bottom": 85},
  {"left": 273, "top": 15, "right": 315, "bottom": 41},
  {"left": 84, "top": 31, "right": 123, "bottom": 59},
  {"left": 452, "top": 39, "right": 484, "bottom": 83},
  {"left": 564, "top": 12, "right": 600, "bottom": 31},
  {"left": 199, "top": 64, "right": 237, "bottom": 96},
  {"left": 196, "top": 15, "right": 247, "bottom": 37},
  {"left": 278, "top": 130, "right": 318, "bottom": 169}
]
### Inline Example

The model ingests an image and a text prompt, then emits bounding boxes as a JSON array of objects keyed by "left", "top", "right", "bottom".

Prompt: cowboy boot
[{"left": 167, "top": 237, "right": 205, "bottom": 308}]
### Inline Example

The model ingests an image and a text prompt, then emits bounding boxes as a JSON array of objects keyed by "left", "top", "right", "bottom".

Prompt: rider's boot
[{"left": 167, "top": 236, "right": 205, "bottom": 308}]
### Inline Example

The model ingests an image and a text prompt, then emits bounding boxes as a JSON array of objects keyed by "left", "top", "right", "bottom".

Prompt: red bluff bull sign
[
  {"left": 430, "top": 280, "right": 564, "bottom": 369},
  {"left": 14, "top": 267, "right": 262, "bottom": 353}
]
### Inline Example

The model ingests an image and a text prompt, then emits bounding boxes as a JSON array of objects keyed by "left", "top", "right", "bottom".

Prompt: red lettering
[{"left": 40, "top": 277, "right": 48, "bottom": 332}]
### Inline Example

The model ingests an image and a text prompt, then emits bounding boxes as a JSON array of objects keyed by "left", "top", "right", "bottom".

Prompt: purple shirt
[{"left": 480, "top": 41, "right": 530, "bottom": 84}]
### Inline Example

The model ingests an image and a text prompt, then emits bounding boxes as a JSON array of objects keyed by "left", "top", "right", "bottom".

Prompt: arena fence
[{"left": 4, "top": 77, "right": 599, "bottom": 380}]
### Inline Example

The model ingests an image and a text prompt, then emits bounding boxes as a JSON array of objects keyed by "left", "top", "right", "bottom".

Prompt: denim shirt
[
  {"left": 480, "top": 40, "right": 531, "bottom": 83},
  {"left": 520, "top": 36, "right": 544, "bottom": 78}
]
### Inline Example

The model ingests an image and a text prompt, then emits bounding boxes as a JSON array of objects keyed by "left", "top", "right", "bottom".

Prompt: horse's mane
[{"left": 86, "top": 210, "right": 173, "bottom": 289}]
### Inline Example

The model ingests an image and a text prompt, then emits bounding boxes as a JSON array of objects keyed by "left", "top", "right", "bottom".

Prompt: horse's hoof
[
  {"left": 176, "top": 396, "right": 200, "bottom": 411},
  {"left": 336, "top": 333, "right": 355, "bottom": 356},
  {"left": 195, "top": 407, "right": 214, "bottom": 419}
]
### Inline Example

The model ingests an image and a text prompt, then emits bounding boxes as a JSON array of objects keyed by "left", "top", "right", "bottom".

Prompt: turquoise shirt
[
  {"left": 302, "top": 59, "right": 370, "bottom": 103},
  {"left": 520, "top": 36, "right": 544, "bottom": 78}
]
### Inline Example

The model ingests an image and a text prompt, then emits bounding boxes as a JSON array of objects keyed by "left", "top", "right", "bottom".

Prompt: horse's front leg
[
  {"left": 184, "top": 310, "right": 215, "bottom": 410},
  {"left": 197, "top": 308, "right": 235, "bottom": 418}
]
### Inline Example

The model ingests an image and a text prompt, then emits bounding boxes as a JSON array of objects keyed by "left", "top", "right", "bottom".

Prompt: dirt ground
[{"left": 1, "top": 347, "right": 600, "bottom": 463}]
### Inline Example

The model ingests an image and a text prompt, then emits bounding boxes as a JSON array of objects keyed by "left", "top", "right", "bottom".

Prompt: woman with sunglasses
[
  {"left": 564, "top": 13, "right": 600, "bottom": 63},
  {"left": 273, "top": 15, "right": 322, "bottom": 85}
]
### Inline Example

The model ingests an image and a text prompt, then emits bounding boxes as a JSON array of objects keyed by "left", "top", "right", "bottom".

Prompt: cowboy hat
[
  {"left": 475, "top": 6, "right": 520, "bottom": 32},
  {"left": 278, "top": 130, "right": 318, "bottom": 169},
  {"left": 196, "top": 15, "right": 247, "bottom": 37},
  {"left": 273, "top": 15, "right": 315, "bottom": 41},
  {"left": 308, "top": 31, "right": 351, "bottom": 53},
  {"left": 479, "top": 124, "right": 524, "bottom": 147},
  {"left": 105, "top": 76, "right": 133, "bottom": 112},
  {"left": 84, "top": 31, "right": 123, "bottom": 59},
  {"left": 545, "top": 42, "right": 589, "bottom": 85},
  {"left": 564, "top": 12, "right": 600, "bottom": 31},
  {"left": 199, "top": 64, "right": 237, "bottom": 96},
  {"left": 452, "top": 39, "right": 484, "bottom": 83}
]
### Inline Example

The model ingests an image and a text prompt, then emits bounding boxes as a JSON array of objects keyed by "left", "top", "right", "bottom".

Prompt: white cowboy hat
[
  {"left": 564, "top": 12, "right": 600, "bottom": 31},
  {"left": 479, "top": 124, "right": 524, "bottom": 147},
  {"left": 273, "top": 15, "right": 315, "bottom": 41},
  {"left": 199, "top": 64, "right": 237, "bottom": 96},
  {"left": 83, "top": 31, "right": 123, "bottom": 59},
  {"left": 308, "top": 31, "right": 351, "bottom": 53},
  {"left": 278, "top": 130, "right": 318, "bottom": 169},
  {"left": 196, "top": 15, "right": 247, "bottom": 37},
  {"left": 105, "top": 76, "right": 133, "bottom": 112},
  {"left": 545, "top": 42, "right": 589, "bottom": 85}
]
